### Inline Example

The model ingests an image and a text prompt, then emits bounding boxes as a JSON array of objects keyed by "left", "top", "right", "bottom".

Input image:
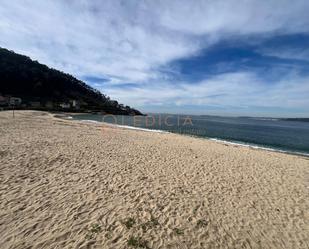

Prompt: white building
[
  {"left": 59, "top": 103, "right": 70, "bottom": 109},
  {"left": 9, "top": 97, "right": 22, "bottom": 106}
]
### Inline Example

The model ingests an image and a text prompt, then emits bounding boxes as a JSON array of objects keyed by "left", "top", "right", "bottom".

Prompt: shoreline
[{"left": 67, "top": 115, "right": 309, "bottom": 159}]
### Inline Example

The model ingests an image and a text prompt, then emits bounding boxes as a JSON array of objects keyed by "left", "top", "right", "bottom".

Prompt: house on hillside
[
  {"left": 59, "top": 102, "right": 70, "bottom": 109},
  {"left": 70, "top": 100, "right": 80, "bottom": 110},
  {"left": 9, "top": 97, "right": 22, "bottom": 106},
  {"left": 0, "top": 95, "right": 9, "bottom": 106}
]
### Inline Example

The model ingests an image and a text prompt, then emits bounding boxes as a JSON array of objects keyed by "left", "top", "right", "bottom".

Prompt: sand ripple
[{"left": 0, "top": 111, "right": 308, "bottom": 249}]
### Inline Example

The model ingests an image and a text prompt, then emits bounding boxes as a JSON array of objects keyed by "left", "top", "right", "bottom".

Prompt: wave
[
  {"left": 80, "top": 119, "right": 101, "bottom": 124},
  {"left": 252, "top": 118, "right": 279, "bottom": 121},
  {"left": 80, "top": 119, "right": 168, "bottom": 133},
  {"left": 209, "top": 138, "right": 309, "bottom": 157},
  {"left": 107, "top": 123, "right": 168, "bottom": 133}
]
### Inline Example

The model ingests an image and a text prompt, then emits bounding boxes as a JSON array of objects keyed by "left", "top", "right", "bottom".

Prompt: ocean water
[{"left": 73, "top": 114, "right": 309, "bottom": 156}]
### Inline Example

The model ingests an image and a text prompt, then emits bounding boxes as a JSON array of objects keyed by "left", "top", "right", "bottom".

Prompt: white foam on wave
[
  {"left": 250, "top": 118, "right": 279, "bottom": 121},
  {"left": 111, "top": 123, "right": 167, "bottom": 133},
  {"left": 80, "top": 119, "right": 167, "bottom": 133},
  {"left": 209, "top": 138, "right": 309, "bottom": 157},
  {"left": 80, "top": 119, "right": 101, "bottom": 124}
]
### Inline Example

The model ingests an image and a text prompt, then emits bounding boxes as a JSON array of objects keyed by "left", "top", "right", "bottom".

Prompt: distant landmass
[
  {"left": 280, "top": 118, "right": 309, "bottom": 122},
  {"left": 0, "top": 47, "right": 143, "bottom": 115}
]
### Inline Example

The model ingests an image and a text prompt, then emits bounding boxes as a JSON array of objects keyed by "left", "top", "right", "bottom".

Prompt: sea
[{"left": 72, "top": 113, "right": 309, "bottom": 156}]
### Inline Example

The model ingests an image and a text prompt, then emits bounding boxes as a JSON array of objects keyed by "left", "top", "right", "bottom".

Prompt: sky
[{"left": 1, "top": 0, "right": 309, "bottom": 117}]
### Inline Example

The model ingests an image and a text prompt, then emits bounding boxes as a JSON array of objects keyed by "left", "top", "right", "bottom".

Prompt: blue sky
[{"left": 1, "top": 0, "right": 309, "bottom": 117}]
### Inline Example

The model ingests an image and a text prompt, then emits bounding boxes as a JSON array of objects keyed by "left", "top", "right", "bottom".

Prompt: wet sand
[{"left": 0, "top": 111, "right": 308, "bottom": 249}]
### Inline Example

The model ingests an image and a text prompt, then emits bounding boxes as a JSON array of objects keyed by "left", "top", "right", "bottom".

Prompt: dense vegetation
[{"left": 0, "top": 47, "right": 142, "bottom": 115}]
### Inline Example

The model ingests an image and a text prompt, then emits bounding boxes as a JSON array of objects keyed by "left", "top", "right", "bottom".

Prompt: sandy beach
[{"left": 0, "top": 111, "right": 308, "bottom": 249}]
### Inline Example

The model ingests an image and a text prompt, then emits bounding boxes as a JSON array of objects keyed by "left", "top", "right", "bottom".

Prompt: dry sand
[{"left": 0, "top": 111, "right": 308, "bottom": 249}]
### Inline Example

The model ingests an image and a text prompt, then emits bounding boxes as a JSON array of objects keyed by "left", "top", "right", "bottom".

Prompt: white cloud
[
  {"left": 1, "top": 0, "right": 308, "bottom": 83},
  {"left": 103, "top": 72, "right": 309, "bottom": 115},
  {"left": 0, "top": 0, "right": 200, "bottom": 83},
  {"left": 154, "top": 0, "right": 309, "bottom": 35},
  {"left": 0, "top": 0, "right": 309, "bottom": 115}
]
